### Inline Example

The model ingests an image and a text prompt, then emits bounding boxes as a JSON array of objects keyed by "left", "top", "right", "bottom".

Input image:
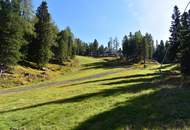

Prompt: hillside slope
[{"left": 0, "top": 57, "right": 185, "bottom": 130}]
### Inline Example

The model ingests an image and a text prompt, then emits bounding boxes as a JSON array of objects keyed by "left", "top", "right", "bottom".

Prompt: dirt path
[{"left": 0, "top": 67, "right": 132, "bottom": 95}]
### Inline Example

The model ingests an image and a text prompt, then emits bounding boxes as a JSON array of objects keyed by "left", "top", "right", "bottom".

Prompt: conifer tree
[
  {"left": 153, "top": 40, "right": 166, "bottom": 63},
  {"left": 0, "top": 0, "right": 24, "bottom": 67},
  {"left": 30, "top": 1, "right": 54, "bottom": 68},
  {"left": 179, "top": 12, "right": 190, "bottom": 74},
  {"left": 92, "top": 39, "right": 99, "bottom": 55},
  {"left": 169, "top": 5, "right": 181, "bottom": 62},
  {"left": 19, "top": 0, "right": 35, "bottom": 60},
  {"left": 122, "top": 35, "right": 128, "bottom": 57},
  {"left": 55, "top": 30, "right": 68, "bottom": 63}
]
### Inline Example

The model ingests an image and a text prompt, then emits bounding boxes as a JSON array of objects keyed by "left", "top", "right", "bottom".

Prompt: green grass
[
  {"left": 0, "top": 58, "right": 81, "bottom": 89},
  {"left": 0, "top": 57, "right": 189, "bottom": 130},
  {"left": 0, "top": 56, "right": 111, "bottom": 89}
]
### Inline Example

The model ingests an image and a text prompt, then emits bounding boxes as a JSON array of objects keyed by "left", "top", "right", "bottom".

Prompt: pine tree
[
  {"left": 68, "top": 35, "right": 73, "bottom": 58},
  {"left": 122, "top": 35, "right": 128, "bottom": 57},
  {"left": 75, "top": 38, "right": 82, "bottom": 55},
  {"left": 55, "top": 30, "right": 68, "bottom": 63},
  {"left": 134, "top": 31, "right": 143, "bottom": 61},
  {"left": 144, "top": 33, "right": 154, "bottom": 59},
  {"left": 153, "top": 40, "right": 166, "bottom": 63},
  {"left": 29, "top": 1, "right": 54, "bottom": 68},
  {"left": 98, "top": 45, "right": 104, "bottom": 55},
  {"left": 65, "top": 27, "right": 74, "bottom": 59},
  {"left": 127, "top": 32, "right": 136, "bottom": 60},
  {"left": 169, "top": 5, "right": 181, "bottom": 62},
  {"left": 19, "top": 0, "right": 35, "bottom": 60},
  {"left": 53, "top": 27, "right": 75, "bottom": 63},
  {"left": 164, "top": 40, "right": 170, "bottom": 63},
  {"left": 92, "top": 39, "right": 99, "bottom": 55},
  {"left": 0, "top": 0, "right": 24, "bottom": 67},
  {"left": 108, "top": 38, "right": 113, "bottom": 52},
  {"left": 179, "top": 12, "right": 190, "bottom": 75}
]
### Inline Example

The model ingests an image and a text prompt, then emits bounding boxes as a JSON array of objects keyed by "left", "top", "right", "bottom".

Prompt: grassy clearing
[
  {"left": 0, "top": 56, "right": 109, "bottom": 89},
  {"left": 0, "top": 57, "right": 189, "bottom": 130},
  {"left": 0, "top": 58, "right": 80, "bottom": 89}
]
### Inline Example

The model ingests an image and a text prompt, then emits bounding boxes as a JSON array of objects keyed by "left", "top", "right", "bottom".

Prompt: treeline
[
  {"left": 121, "top": 31, "right": 174, "bottom": 65},
  {"left": 74, "top": 37, "right": 121, "bottom": 57},
  {"left": 152, "top": 5, "right": 190, "bottom": 75},
  {"left": 0, "top": 0, "right": 81, "bottom": 70},
  {"left": 122, "top": 31, "right": 154, "bottom": 63},
  {"left": 121, "top": 5, "right": 190, "bottom": 75},
  {"left": 167, "top": 6, "right": 190, "bottom": 75},
  {"left": 1, "top": 1, "right": 189, "bottom": 75},
  {"left": 0, "top": 0, "right": 121, "bottom": 71},
  {"left": 153, "top": 40, "right": 170, "bottom": 63}
]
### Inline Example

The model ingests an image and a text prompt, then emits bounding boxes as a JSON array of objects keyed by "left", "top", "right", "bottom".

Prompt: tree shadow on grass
[
  {"left": 0, "top": 72, "right": 180, "bottom": 115},
  {"left": 73, "top": 75, "right": 190, "bottom": 130},
  {"left": 0, "top": 82, "right": 159, "bottom": 114},
  {"left": 156, "top": 64, "right": 175, "bottom": 70},
  {"left": 0, "top": 74, "right": 167, "bottom": 114},
  {"left": 60, "top": 73, "right": 160, "bottom": 88},
  {"left": 74, "top": 86, "right": 190, "bottom": 130}
]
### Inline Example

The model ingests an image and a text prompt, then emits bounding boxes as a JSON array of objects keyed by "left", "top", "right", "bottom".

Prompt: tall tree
[
  {"left": 144, "top": 33, "right": 154, "bottom": 59},
  {"left": 164, "top": 40, "right": 170, "bottom": 63},
  {"left": 0, "top": 0, "right": 24, "bottom": 67},
  {"left": 55, "top": 30, "right": 68, "bottom": 63},
  {"left": 108, "top": 37, "right": 113, "bottom": 52},
  {"left": 153, "top": 40, "right": 166, "bottom": 63},
  {"left": 113, "top": 37, "right": 119, "bottom": 51},
  {"left": 29, "top": 1, "right": 54, "bottom": 68},
  {"left": 169, "top": 5, "right": 181, "bottom": 62},
  {"left": 179, "top": 11, "right": 190, "bottom": 74},
  {"left": 134, "top": 31, "right": 143, "bottom": 61},
  {"left": 98, "top": 45, "right": 105, "bottom": 55},
  {"left": 92, "top": 39, "right": 99, "bottom": 54},
  {"left": 65, "top": 27, "right": 74, "bottom": 59},
  {"left": 122, "top": 35, "right": 128, "bottom": 57}
]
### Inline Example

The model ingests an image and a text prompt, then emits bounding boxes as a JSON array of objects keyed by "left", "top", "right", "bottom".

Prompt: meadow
[{"left": 0, "top": 56, "right": 189, "bottom": 130}]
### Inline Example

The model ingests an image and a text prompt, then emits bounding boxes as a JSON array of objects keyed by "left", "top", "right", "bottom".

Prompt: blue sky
[{"left": 33, "top": 0, "right": 190, "bottom": 46}]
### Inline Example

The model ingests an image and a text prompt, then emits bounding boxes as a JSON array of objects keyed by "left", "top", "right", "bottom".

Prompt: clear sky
[{"left": 33, "top": 0, "right": 190, "bottom": 46}]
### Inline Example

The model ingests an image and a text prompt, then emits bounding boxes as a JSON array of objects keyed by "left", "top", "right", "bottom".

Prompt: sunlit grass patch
[{"left": 0, "top": 60, "right": 184, "bottom": 130}]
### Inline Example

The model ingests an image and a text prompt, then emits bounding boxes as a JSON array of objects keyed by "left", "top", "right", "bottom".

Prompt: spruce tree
[
  {"left": 108, "top": 38, "right": 113, "bottom": 52},
  {"left": 0, "top": 0, "right": 24, "bottom": 67},
  {"left": 169, "top": 5, "right": 181, "bottom": 62},
  {"left": 144, "top": 33, "right": 154, "bottom": 59},
  {"left": 179, "top": 12, "right": 190, "bottom": 75},
  {"left": 30, "top": 1, "right": 54, "bottom": 68},
  {"left": 98, "top": 45, "right": 104, "bottom": 55},
  {"left": 164, "top": 40, "right": 170, "bottom": 63},
  {"left": 19, "top": 0, "right": 35, "bottom": 61},
  {"left": 127, "top": 32, "right": 136, "bottom": 60},
  {"left": 134, "top": 31, "right": 143, "bottom": 61},
  {"left": 55, "top": 30, "right": 69, "bottom": 63},
  {"left": 122, "top": 35, "right": 128, "bottom": 57},
  {"left": 65, "top": 27, "right": 74, "bottom": 59},
  {"left": 153, "top": 40, "right": 166, "bottom": 63},
  {"left": 92, "top": 39, "right": 99, "bottom": 55}
]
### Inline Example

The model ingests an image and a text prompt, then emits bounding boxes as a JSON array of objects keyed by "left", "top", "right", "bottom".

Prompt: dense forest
[{"left": 0, "top": 0, "right": 190, "bottom": 75}]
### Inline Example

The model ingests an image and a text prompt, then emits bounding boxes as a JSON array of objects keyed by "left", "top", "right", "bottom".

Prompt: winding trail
[{"left": 0, "top": 67, "right": 132, "bottom": 95}]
